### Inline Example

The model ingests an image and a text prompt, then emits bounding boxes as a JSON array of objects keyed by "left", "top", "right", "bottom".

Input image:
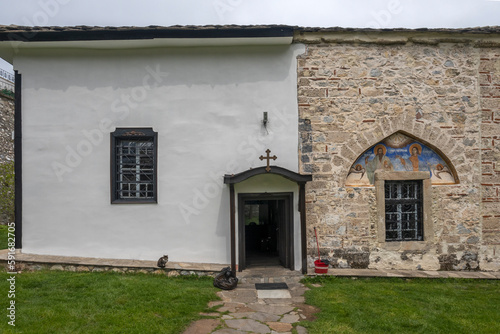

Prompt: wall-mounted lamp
[{"left": 263, "top": 112, "right": 268, "bottom": 126}]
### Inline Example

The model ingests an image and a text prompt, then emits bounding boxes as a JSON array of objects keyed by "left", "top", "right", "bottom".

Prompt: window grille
[
  {"left": 111, "top": 128, "right": 157, "bottom": 203},
  {"left": 384, "top": 180, "right": 423, "bottom": 241}
]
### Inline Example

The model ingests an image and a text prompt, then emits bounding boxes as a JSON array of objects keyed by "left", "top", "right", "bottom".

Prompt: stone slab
[
  {"left": 182, "top": 319, "right": 220, "bottom": 334},
  {"left": 208, "top": 301, "right": 224, "bottom": 308},
  {"left": 257, "top": 290, "right": 292, "bottom": 299},
  {"left": 267, "top": 321, "right": 293, "bottom": 332},
  {"left": 212, "top": 329, "right": 246, "bottom": 334},
  {"left": 225, "top": 319, "right": 271, "bottom": 334},
  {"left": 280, "top": 314, "right": 300, "bottom": 324},
  {"left": 217, "top": 302, "right": 248, "bottom": 313},
  {"left": 247, "top": 304, "right": 295, "bottom": 315},
  {"left": 199, "top": 312, "right": 220, "bottom": 317},
  {"left": 296, "top": 325, "right": 309, "bottom": 334},
  {"left": 248, "top": 312, "right": 281, "bottom": 323}
]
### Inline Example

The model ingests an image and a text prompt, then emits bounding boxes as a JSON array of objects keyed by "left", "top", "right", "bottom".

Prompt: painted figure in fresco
[
  {"left": 434, "top": 163, "right": 453, "bottom": 179},
  {"left": 346, "top": 133, "right": 458, "bottom": 187},
  {"left": 396, "top": 143, "right": 422, "bottom": 171},
  {"left": 364, "top": 144, "right": 393, "bottom": 183},
  {"left": 348, "top": 164, "right": 366, "bottom": 180}
]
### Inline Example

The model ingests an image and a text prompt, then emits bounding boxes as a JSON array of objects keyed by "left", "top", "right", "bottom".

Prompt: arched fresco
[{"left": 346, "top": 132, "right": 458, "bottom": 186}]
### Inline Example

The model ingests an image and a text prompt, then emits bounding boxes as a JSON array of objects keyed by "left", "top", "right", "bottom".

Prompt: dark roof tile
[{"left": 0, "top": 25, "right": 498, "bottom": 42}]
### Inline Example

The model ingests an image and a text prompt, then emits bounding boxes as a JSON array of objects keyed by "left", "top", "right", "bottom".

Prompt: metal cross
[{"left": 259, "top": 149, "right": 277, "bottom": 172}]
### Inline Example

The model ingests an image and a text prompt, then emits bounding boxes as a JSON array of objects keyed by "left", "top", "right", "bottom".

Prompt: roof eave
[
  {"left": 0, "top": 26, "right": 296, "bottom": 64},
  {"left": 0, "top": 25, "right": 295, "bottom": 43}
]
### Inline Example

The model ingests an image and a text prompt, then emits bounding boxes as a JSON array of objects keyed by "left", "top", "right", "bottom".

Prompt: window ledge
[
  {"left": 375, "top": 171, "right": 430, "bottom": 181},
  {"left": 111, "top": 199, "right": 158, "bottom": 204},
  {"left": 378, "top": 240, "right": 434, "bottom": 251}
]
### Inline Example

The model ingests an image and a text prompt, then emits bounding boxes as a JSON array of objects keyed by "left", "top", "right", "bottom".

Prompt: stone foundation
[
  {"left": 0, "top": 250, "right": 224, "bottom": 277},
  {"left": 5, "top": 261, "right": 217, "bottom": 277}
]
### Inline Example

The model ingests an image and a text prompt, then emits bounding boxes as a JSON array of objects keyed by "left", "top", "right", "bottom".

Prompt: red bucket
[{"left": 314, "top": 259, "right": 328, "bottom": 274}]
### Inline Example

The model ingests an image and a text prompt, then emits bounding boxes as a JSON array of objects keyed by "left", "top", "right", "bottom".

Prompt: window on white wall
[{"left": 111, "top": 128, "right": 157, "bottom": 203}]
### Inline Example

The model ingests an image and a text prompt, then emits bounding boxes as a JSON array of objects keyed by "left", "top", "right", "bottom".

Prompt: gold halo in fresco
[
  {"left": 409, "top": 143, "right": 422, "bottom": 155},
  {"left": 373, "top": 144, "right": 387, "bottom": 155}
]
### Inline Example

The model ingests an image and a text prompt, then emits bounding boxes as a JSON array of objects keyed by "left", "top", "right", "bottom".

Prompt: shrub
[
  {"left": 0, "top": 89, "right": 14, "bottom": 98},
  {"left": 0, "top": 161, "right": 14, "bottom": 224}
]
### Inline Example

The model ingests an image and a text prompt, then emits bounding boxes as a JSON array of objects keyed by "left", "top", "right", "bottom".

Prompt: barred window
[
  {"left": 111, "top": 128, "right": 157, "bottom": 203},
  {"left": 385, "top": 180, "right": 423, "bottom": 241}
]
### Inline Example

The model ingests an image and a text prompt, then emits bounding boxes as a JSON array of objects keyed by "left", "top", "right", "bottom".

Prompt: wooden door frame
[{"left": 237, "top": 192, "right": 294, "bottom": 271}]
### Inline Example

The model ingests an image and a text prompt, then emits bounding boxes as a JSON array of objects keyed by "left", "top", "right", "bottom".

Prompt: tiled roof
[
  {"left": 0, "top": 24, "right": 499, "bottom": 41},
  {"left": 0, "top": 25, "right": 295, "bottom": 42},
  {"left": 298, "top": 26, "right": 500, "bottom": 34},
  {"left": 0, "top": 24, "right": 292, "bottom": 33}
]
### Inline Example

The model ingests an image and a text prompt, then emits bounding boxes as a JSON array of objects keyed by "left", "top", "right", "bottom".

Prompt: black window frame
[
  {"left": 111, "top": 128, "right": 158, "bottom": 204},
  {"left": 384, "top": 180, "right": 423, "bottom": 242}
]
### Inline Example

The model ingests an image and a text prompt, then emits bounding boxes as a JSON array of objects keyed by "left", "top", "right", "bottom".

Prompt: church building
[{"left": 0, "top": 25, "right": 498, "bottom": 273}]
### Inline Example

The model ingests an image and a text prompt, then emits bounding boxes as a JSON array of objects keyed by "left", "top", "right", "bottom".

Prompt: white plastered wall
[{"left": 15, "top": 43, "right": 305, "bottom": 263}]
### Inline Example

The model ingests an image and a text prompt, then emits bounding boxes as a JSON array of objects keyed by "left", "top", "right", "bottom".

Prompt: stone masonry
[
  {"left": 479, "top": 50, "right": 500, "bottom": 271},
  {"left": 0, "top": 92, "right": 14, "bottom": 225},
  {"left": 0, "top": 92, "right": 13, "bottom": 163},
  {"left": 296, "top": 30, "right": 500, "bottom": 271}
]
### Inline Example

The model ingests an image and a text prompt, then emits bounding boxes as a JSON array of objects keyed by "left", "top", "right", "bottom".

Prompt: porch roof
[{"left": 224, "top": 166, "right": 312, "bottom": 185}]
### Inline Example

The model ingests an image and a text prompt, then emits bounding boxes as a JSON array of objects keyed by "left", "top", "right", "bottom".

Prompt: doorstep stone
[{"left": 257, "top": 290, "right": 292, "bottom": 299}]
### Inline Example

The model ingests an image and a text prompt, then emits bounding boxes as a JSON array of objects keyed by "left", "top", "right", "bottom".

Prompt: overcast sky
[{"left": 1, "top": 0, "right": 499, "bottom": 72}]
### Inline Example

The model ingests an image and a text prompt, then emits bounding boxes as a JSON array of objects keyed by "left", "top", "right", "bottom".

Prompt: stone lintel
[{"left": 374, "top": 171, "right": 430, "bottom": 181}]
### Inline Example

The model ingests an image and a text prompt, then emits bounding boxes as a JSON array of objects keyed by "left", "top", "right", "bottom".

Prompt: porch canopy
[{"left": 224, "top": 166, "right": 312, "bottom": 274}]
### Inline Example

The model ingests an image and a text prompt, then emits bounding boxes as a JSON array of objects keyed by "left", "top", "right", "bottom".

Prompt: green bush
[
  {"left": 0, "top": 89, "right": 14, "bottom": 98},
  {"left": 0, "top": 161, "right": 14, "bottom": 223}
]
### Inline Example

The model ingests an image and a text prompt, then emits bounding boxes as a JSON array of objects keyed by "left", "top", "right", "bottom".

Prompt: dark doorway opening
[
  {"left": 244, "top": 199, "right": 281, "bottom": 267},
  {"left": 238, "top": 193, "right": 293, "bottom": 271}
]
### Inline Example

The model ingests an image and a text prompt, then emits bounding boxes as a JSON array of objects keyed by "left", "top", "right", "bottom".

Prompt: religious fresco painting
[{"left": 346, "top": 132, "right": 457, "bottom": 186}]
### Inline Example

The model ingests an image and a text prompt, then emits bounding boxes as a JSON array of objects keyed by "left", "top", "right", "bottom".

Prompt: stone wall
[
  {"left": 0, "top": 92, "right": 14, "bottom": 225},
  {"left": 479, "top": 51, "right": 500, "bottom": 271},
  {"left": 0, "top": 92, "right": 14, "bottom": 163},
  {"left": 297, "top": 38, "right": 498, "bottom": 271}
]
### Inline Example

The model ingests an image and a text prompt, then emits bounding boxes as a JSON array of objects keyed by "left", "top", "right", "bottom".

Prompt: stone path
[
  {"left": 182, "top": 265, "right": 500, "bottom": 334},
  {"left": 183, "top": 267, "right": 318, "bottom": 334}
]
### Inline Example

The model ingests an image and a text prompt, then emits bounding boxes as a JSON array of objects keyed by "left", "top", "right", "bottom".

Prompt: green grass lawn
[
  {"left": 0, "top": 224, "right": 8, "bottom": 249},
  {"left": 0, "top": 270, "right": 219, "bottom": 334},
  {"left": 301, "top": 276, "right": 500, "bottom": 334}
]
